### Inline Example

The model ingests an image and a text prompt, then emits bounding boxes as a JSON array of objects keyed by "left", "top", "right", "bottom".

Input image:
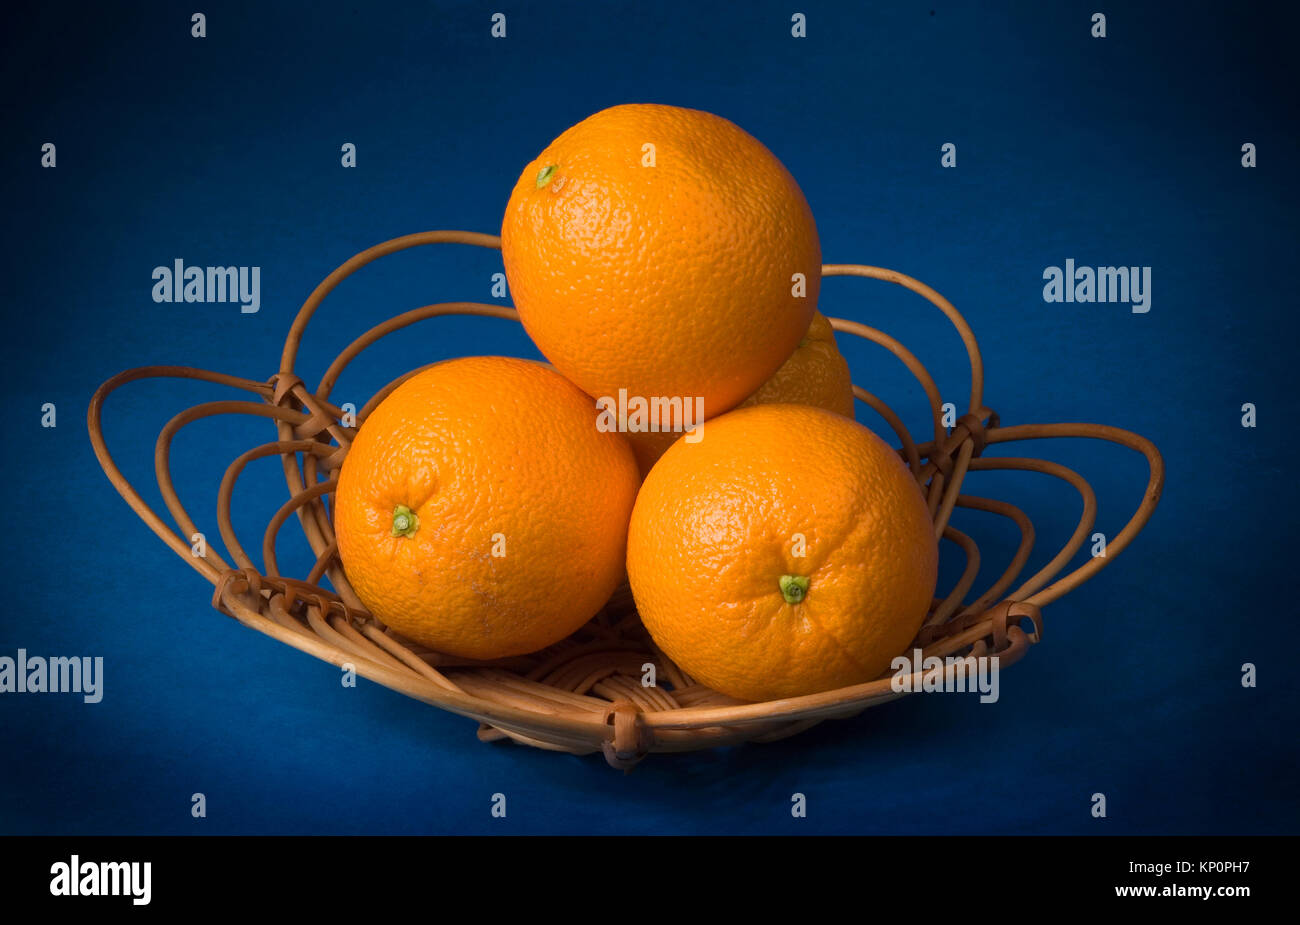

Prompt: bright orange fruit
[
  {"left": 626, "top": 404, "right": 938, "bottom": 702},
  {"left": 334, "top": 356, "right": 640, "bottom": 659},
  {"left": 501, "top": 103, "right": 821, "bottom": 427},
  {"left": 624, "top": 310, "right": 856, "bottom": 476}
]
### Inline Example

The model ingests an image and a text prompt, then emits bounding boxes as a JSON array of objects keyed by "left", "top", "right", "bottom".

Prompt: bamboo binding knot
[
  {"left": 212, "top": 566, "right": 264, "bottom": 616},
  {"left": 601, "top": 700, "right": 654, "bottom": 770},
  {"left": 268, "top": 371, "right": 304, "bottom": 407},
  {"left": 956, "top": 409, "right": 998, "bottom": 458},
  {"left": 977, "top": 600, "right": 1044, "bottom": 655},
  {"left": 266, "top": 371, "right": 343, "bottom": 447},
  {"left": 278, "top": 578, "right": 350, "bottom": 623},
  {"left": 915, "top": 599, "right": 1044, "bottom": 657},
  {"left": 931, "top": 409, "right": 999, "bottom": 480}
]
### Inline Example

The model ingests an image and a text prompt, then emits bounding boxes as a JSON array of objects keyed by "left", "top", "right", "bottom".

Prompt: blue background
[{"left": 2, "top": 0, "right": 1297, "bottom": 835}]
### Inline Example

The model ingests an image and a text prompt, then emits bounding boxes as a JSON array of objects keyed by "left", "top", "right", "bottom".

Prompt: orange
[
  {"left": 624, "top": 310, "right": 856, "bottom": 476},
  {"left": 626, "top": 404, "right": 938, "bottom": 702},
  {"left": 501, "top": 103, "right": 820, "bottom": 428},
  {"left": 334, "top": 356, "right": 639, "bottom": 659}
]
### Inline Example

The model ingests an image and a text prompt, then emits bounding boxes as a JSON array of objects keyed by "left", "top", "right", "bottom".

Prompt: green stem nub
[
  {"left": 536, "top": 164, "right": 559, "bottom": 189},
  {"left": 779, "top": 574, "right": 810, "bottom": 604},
  {"left": 391, "top": 505, "right": 419, "bottom": 538}
]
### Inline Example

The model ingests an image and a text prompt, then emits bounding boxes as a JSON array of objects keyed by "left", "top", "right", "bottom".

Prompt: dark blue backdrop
[{"left": 2, "top": 1, "right": 1297, "bottom": 835}]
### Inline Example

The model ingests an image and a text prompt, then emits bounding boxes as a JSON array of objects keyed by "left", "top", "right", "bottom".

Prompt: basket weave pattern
[{"left": 88, "top": 231, "right": 1164, "bottom": 769}]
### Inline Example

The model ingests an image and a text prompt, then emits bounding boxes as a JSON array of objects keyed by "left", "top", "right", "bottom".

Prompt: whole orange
[
  {"left": 626, "top": 404, "right": 938, "bottom": 702},
  {"left": 624, "top": 310, "right": 856, "bottom": 476},
  {"left": 334, "top": 356, "right": 639, "bottom": 659},
  {"left": 501, "top": 103, "right": 821, "bottom": 426}
]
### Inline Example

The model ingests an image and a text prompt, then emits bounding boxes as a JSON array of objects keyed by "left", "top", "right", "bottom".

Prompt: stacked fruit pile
[{"left": 334, "top": 104, "right": 937, "bottom": 703}]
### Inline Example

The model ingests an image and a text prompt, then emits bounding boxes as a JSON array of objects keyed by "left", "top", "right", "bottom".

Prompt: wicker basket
[{"left": 88, "top": 230, "right": 1164, "bottom": 769}]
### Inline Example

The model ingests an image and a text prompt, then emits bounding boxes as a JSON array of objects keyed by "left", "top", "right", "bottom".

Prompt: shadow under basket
[{"left": 88, "top": 230, "right": 1164, "bottom": 770}]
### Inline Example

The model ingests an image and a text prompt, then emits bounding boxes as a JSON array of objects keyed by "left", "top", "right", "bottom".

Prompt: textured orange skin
[
  {"left": 626, "top": 404, "right": 938, "bottom": 702},
  {"left": 625, "top": 310, "right": 855, "bottom": 476},
  {"left": 501, "top": 103, "right": 821, "bottom": 425},
  {"left": 334, "top": 356, "right": 640, "bottom": 659}
]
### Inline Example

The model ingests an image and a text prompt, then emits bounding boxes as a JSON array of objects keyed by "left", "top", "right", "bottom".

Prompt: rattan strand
[{"left": 87, "top": 230, "right": 1165, "bottom": 769}]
